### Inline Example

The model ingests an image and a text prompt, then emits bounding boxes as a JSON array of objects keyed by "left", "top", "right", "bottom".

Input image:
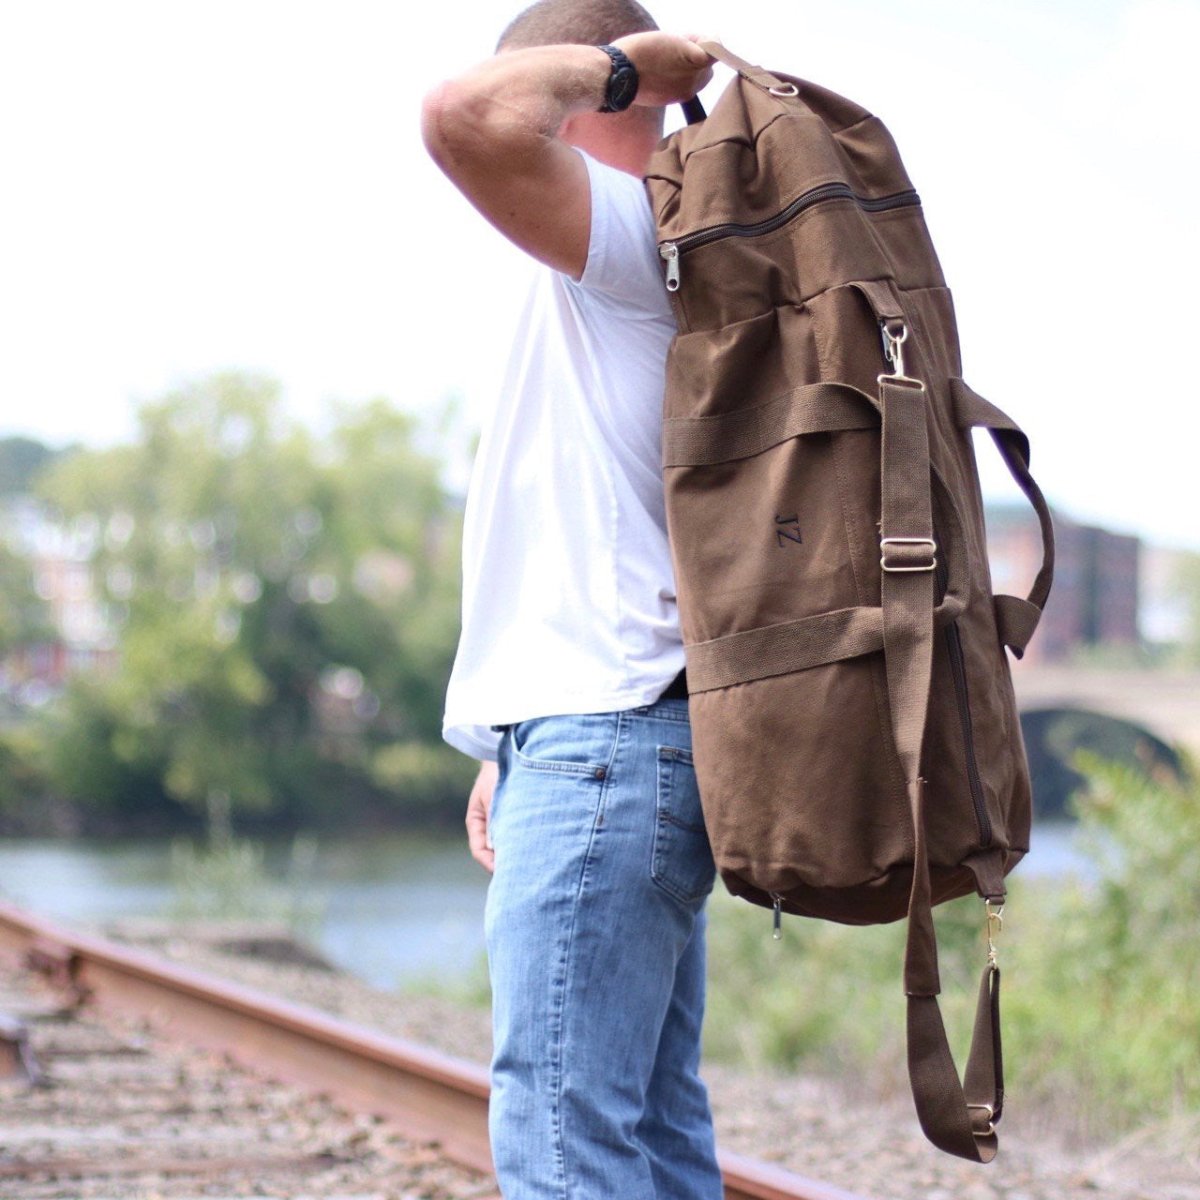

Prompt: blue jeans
[{"left": 485, "top": 699, "right": 723, "bottom": 1200}]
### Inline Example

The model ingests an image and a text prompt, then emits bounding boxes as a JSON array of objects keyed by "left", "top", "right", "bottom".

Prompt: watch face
[{"left": 608, "top": 65, "right": 638, "bottom": 111}]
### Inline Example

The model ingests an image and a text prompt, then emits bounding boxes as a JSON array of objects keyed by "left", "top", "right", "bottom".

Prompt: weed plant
[
  {"left": 702, "top": 757, "right": 1200, "bottom": 1137},
  {"left": 166, "top": 800, "right": 327, "bottom": 937}
]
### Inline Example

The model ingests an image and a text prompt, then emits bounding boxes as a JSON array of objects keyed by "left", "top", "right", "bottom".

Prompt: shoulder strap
[{"left": 877, "top": 372, "right": 1003, "bottom": 1162}]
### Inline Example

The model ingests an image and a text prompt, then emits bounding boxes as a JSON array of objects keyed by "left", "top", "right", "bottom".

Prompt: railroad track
[{"left": 0, "top": 899, "right": 871, "bottom": 1200}]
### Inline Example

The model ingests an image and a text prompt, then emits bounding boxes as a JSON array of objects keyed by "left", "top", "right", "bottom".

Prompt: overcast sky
[{"left": 2, "top": 0, "right": 1197, "bottom": 549}]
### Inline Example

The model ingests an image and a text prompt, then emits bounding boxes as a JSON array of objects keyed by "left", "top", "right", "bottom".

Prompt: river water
[{"left": 0, "top": 823, "right": 1092, "bottom": 991}]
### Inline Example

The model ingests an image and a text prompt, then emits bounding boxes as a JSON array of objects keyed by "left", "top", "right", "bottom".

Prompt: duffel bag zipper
[
  {"left": 935, "top": 552, "right": 993, "bottom": 848},
  {"left": 658, "top": 183, "right": 921, "bottom": 291}
]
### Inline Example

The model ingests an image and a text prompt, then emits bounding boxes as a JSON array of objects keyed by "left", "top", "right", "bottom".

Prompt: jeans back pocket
[{"left": 651, "top": 746, "right": 716, "bottom": 904}]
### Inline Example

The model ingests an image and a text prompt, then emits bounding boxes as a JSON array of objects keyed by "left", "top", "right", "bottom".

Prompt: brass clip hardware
[{"left": 985, "top": 900, "right": 1004, "bottom": 969}]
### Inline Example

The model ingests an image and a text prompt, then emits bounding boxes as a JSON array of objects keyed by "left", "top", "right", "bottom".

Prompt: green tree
[
  {"left": 0, "top": 542, "right": 53, "bottom": 657},
  {"left": 0, "top": 435, "right": 59, "bottom": 657},
  {"left": 33, "top": 371, "right": 468, "bottom": 828},
  {"left": 1171, "top": 550, "right": 1200, "bottom": 666}
]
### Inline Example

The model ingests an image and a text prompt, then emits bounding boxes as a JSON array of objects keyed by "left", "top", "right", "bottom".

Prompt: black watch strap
[{"left": 597, "top": 44, "right": 639, "bottom": 113}]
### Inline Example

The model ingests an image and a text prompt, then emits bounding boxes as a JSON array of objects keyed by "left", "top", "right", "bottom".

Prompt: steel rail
[{"left": 0, "top": 900, "right": 872, "bottom": 1200}]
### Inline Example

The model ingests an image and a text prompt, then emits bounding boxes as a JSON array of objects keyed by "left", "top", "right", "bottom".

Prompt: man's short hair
[{"left": 497, "top": 0, "right": 658, "bottom": 52}]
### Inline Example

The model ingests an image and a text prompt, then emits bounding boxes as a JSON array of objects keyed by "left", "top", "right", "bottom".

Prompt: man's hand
[
  {"left": 614, "top": 32, "right": 714, "bottom": 108},
  {"left": 466, "top": 760, "right": 499, "bottom": 873}
]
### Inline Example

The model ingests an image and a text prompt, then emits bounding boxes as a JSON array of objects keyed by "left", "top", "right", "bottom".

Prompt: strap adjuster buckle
[
  {"left": 880, "top": 537, "right": 937, "bottom": 573},
  {"left": 968, "top": 1103, "right": 997, "bottom": 1138}
]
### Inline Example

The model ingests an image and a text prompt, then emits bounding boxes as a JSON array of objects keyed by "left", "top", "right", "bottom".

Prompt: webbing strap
[
  {"left": 663, "top": 381, "right": 878, "bottom": 467},
  {"left": 903, "top": 789, "right": 1003, "bottom": 1161},
  {"left": 876, "top": 374, "right": 1002, "bottom": 1162},
  {"left": 850, "top": 280, "right": 905, "bottom": 324},
  {"left": 696, "top": 41, "right": 792, "bottom": 95},
  {"left": 685, "top": 578, "right": 968, "bottom": 693},
  {"left": 993, "top": 594, "right": 1041, "bottom": 658},
  {"left": 907, "top": 970, "right": 1002, "bottom": 1161},
  {"left": 878, "top": 375, "right": 936, "bottom": 812},
  {"left": 949, "top": 378, "right": 1055, "bottom": 627},
  {"left": 686, "top": 606, "right": 884, "bottom": 693},
  {"left": 964, "top": 962, "right": 1005, "bottom": 1132},
  {"left": 677, "top": 383, "right": 972, "bottom": 694}
]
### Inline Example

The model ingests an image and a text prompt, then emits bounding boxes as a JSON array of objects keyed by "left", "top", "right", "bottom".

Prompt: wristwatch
[{"left": 597, "top": 44, "right": 639, "bottom": 113}]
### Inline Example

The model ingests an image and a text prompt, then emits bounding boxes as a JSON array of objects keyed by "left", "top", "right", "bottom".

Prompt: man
[{"left": 422, "top": 4, "right": 721, "bottom": 1196}]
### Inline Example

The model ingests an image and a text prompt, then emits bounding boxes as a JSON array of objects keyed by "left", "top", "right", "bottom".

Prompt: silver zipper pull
[
  {"left": 660, "top": 242, "right": 681, "bottom": 292},
  {"left": 771, "top": 893, "right": 783, "bottom": 940}
]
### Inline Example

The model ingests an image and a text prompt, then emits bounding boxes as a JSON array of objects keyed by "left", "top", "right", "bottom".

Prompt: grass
[
  {"left": 173, "top": 758, "right": 1199, "bottom": 1142},
  {"left": 165, "top": 825, "right": 328, "bottom": 938},
  {"left": 700, "top": 757, "right": 1200, "bottom": 1140}
]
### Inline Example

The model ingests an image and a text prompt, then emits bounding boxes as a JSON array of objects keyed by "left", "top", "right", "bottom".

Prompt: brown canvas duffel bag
[{"left": 645, "top": 44, "right": 1055, "bottom": 1162}]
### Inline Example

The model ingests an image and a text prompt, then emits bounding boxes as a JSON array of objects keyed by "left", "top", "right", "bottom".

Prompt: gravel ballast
[{"left": 96, "top": 918, "right": 1198, "bottom": 1200}]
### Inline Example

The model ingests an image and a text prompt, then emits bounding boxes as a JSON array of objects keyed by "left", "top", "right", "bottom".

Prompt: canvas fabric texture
[{"left": 644, "top": 43, "right": 1055, "bottom": 1162}]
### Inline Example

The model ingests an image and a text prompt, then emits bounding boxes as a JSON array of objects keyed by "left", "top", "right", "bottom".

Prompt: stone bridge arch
[{"left": 1010, "top": 666, "right": 1198, "bottom": 818}]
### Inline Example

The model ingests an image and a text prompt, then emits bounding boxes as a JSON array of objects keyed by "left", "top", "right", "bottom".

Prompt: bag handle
[
  {"left": 678, "top": 42, "right": 799, "bottom": 125},
  {"left": 949, "top": 378, "right": 1055, "bottom": 657},
  {"left": 696, "top": 41, "right": 794, "bottom": 94}
]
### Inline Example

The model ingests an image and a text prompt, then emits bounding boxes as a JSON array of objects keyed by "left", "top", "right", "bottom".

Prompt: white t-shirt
[{"left": 442, "top": 152, "right": 683, "bottom": 761}]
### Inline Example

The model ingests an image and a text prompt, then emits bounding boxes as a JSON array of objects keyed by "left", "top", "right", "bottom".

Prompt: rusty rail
[
  {"left": 0, "top": 900, "right": 872, "bottom": 1200},
  {"left": 0, "top": 1009, "right": 42, "bottom": 1084}
]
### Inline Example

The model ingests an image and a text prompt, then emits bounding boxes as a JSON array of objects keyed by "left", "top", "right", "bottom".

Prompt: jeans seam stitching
[
  {"left": 554, "top": 716, "right": 619, "bottom": 1198},
  {"left": 549, "top": 925, "right": 568, "bottom": 1196},
  {"left": 651, "top": 755, "right": 714, "bottom": 905},
  {"left": 514, "top": 757, "right": 602, "bottom": 775},
  {"left": 593, "top": 714, "right": 622, "bottom": 827}
]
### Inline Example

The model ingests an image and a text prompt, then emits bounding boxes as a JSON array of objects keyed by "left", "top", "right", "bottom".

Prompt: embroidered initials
[{"left": 774, "top": 514, "right": 803, "bottom": 547}]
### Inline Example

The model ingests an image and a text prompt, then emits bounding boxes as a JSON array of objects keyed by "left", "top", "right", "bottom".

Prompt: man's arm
[{"left": 420, "top": 33, "right": 712, "bottom": 279}]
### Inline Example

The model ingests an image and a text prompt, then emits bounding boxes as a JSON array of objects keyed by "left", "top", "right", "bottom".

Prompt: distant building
[
  {"left": 1, "top": 497, "right": 116, "bottom": 699},
  {"left": 1140, "top": 543, "right": 1192, "bottom": 647},
  {"left": 986, "top": 504, "right": 1140, "bottom": 664}
]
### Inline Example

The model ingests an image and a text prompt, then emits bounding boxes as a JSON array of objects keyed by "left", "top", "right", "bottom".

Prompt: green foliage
[
  {"left": 1001, "top": 754, "right": 1200, "bottom": 1125},
  {"left": 0, "top": 540, "right": 53, "bottom": 656},
  {"left": 1170, "top": 550, "right": 1200, "bottom": 666},
  {"left": 28, "top": 675, "right": 175, "bottom": 821},
  {"left": 704, "top": 759, "right": 1200, "bottom": 1133},
  {"left": 0, "top": 725, "right": 47, "bottom": 817},
  {"left": 402, "top": 946, "right": 493, "bottom": 1010},
  {"left": 27, "top": 371, "right": 465, "bottom": 827},
  {"left": 703, "top": 888, "right": 985, "bottom": 1087},
  {"left": 167, "top": 827, "right": 327, "bottom": 936},
  {"left": 371, "top": 740, "right": 479, "bottom": 819}
]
